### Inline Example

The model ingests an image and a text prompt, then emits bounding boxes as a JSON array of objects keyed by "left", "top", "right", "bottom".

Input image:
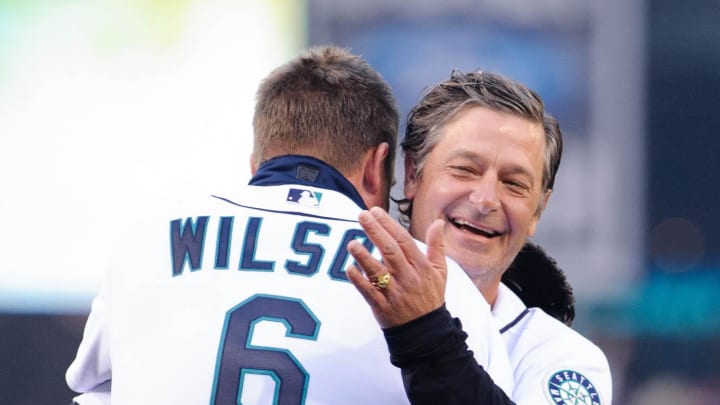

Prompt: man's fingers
[
  {"left": 425, "top": 219, "right": 448, "bottom": 279},
  {"left": 364, "top": 207, "right": 425, "bottom": 277},
  {"left": 356, "top": 210, "right": 411, "bottom": 278},
  {"left": 347, "top": 239, "right": 385, "bottom": 280},
  {"left": 345, "top": 264, "right": 387, "bottom": 309},
  {"left": 368, "top": 207, "right": 418, "bottom": 254}
]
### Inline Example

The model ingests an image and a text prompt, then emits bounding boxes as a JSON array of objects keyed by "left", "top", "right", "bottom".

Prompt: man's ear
[
  {"left": 403, "top": 154, "right": 418, "bottom": 199},
  {"left": 362, "top": 142, "right": 389, "bottom": 197}
]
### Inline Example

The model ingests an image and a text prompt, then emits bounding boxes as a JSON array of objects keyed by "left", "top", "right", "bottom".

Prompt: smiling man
[
  {"left": 348, "top": 70, "right": 612, "bottom": 404},
  {"left": 404, "top": 103, "right": 549, "bottom": 306}
]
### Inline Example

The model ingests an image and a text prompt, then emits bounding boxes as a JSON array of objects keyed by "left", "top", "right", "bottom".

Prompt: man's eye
[
  {"left": 505, "top": 180, "right": 529, "bottom": 191},
  {"left": 449, "top": 165, "right": 475, "bottom": 174}
]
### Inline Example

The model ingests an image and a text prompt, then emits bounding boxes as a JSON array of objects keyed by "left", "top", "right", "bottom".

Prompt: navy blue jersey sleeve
[{"left": 383, "top": 305, "right": 515, "bottom": 405}]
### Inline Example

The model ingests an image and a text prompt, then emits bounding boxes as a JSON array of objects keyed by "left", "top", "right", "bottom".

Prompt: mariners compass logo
[{"left": 546, "top": 370, "right": 601, "bottom": 405}]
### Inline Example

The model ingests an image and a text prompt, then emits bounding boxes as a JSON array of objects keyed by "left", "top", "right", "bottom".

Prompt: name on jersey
[{"left": 169, "top": 216, "right": 372, "bottom": 281}]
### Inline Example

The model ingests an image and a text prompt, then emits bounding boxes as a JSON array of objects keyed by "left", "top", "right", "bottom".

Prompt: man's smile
[{"left": 448, "top": 217, "right": 503, "bottom": 238}]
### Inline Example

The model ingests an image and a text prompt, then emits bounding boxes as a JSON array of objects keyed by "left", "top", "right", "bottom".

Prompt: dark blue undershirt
[{"left": 248, "top": 155, "right": 367, "bottom": 210}]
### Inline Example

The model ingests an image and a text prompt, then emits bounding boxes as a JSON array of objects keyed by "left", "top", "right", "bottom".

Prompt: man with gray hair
[{"left": 348, "top": 70, "right": 612, "bottom": 404}]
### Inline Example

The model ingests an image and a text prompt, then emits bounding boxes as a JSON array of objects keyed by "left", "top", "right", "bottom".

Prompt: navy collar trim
[
  {"left": 499, "top": 308, "right": 530, "bottom": 334},
  {"left": 249, "top": 155, "right": 367, "bottom": 209}
]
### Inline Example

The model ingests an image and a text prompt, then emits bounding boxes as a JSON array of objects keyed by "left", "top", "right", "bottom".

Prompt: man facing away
[{"left": 65, "top": 47, "right": 514, "bottom": 404}]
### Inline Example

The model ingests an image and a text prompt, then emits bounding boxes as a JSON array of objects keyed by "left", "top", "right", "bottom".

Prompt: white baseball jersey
[
  {"left": 66, "top": 157, "right": 513, "bottom": 404},
  {"left": 493, "top": 283, "right": 612, "bottom": 404}
]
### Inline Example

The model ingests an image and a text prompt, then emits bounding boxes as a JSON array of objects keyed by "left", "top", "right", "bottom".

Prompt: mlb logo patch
[{"left": 287, "top": 188, "right": 323, "bottom": 208}]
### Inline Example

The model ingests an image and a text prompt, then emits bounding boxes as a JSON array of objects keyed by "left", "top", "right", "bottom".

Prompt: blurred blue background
[{"left": 1, "top": 0, "right": 719, "bottom": 403}]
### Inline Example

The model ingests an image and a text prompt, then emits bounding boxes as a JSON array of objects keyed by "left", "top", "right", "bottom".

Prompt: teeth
[{"left": 451, "top": 218, "right": 498, "bottom": 237}]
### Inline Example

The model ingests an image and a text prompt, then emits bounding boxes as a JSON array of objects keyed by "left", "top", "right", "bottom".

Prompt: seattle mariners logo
[{"left": 546, "top": 370, "right": 601, "bottom": 405}]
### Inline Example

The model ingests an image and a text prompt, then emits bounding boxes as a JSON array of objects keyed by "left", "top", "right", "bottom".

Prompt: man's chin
[{"left": 447, "top": 251, "right": 497, "bottom": 279}]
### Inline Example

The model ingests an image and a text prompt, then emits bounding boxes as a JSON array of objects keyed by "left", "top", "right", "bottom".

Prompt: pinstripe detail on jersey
[
  {"left": 499, "top": 308, "right": 529, "bottom": 334},
  {"left": 212, "top": 195, "right": 359, "bottom": 224}
]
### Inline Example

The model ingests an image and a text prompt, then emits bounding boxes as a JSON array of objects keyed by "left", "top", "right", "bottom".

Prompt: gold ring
[{"left": 371, "top": 273, "right": 391, "bottom": 289}]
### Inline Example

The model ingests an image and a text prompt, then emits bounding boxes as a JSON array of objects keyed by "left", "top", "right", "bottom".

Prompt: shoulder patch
[{"left": 546, "top": 369, "right": 601, "bottom": 405}]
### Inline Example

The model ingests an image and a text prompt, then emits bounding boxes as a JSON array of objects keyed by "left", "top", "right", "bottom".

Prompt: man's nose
[{"left": 468, "top": 177, "right": 501, "bottom": 215}]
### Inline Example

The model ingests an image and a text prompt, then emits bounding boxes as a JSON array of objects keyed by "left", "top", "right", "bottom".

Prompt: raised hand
[{"left": 346, "top": 207, "right": 448, "bottom": 328}]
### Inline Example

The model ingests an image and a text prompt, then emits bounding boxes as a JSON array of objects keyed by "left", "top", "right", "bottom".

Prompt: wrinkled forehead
[{"left": 427, "top": 106, "right": 546, "bottom": 173}]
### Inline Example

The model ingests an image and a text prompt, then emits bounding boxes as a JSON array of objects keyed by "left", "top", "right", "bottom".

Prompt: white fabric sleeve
[
  {"left": 510, "top": 321, "right": 613, "bottom": 405},
  {"left": 66, "top": 280, "right": 112, "bottom": 395},
  {"left": 71, "top": 381, "right": 111, "bottom": 405}
]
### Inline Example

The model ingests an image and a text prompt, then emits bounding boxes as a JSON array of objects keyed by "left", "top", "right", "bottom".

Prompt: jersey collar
[
  {"left": 249, "top": 155, "right": 367, "bottom": 209},
  {"left": 494, "top": 283, "right": 530, "bottom": 334}
]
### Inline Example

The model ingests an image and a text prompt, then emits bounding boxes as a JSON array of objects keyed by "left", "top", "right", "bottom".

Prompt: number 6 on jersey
[{"left": 211, "top": 294, "right": 321, "bottom": 404}]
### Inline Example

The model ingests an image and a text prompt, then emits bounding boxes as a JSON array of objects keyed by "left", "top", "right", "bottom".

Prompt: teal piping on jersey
[{"left": 249, "top": 155, "right": 367, "bottom": 210}]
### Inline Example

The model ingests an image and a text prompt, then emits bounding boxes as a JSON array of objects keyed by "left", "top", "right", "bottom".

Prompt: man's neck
[
  {"left": 250, "top": 155, "right": 367, "bottom": 209},
  {"left": 474, "top": 277, "right": 501, "bottom": 307}
]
